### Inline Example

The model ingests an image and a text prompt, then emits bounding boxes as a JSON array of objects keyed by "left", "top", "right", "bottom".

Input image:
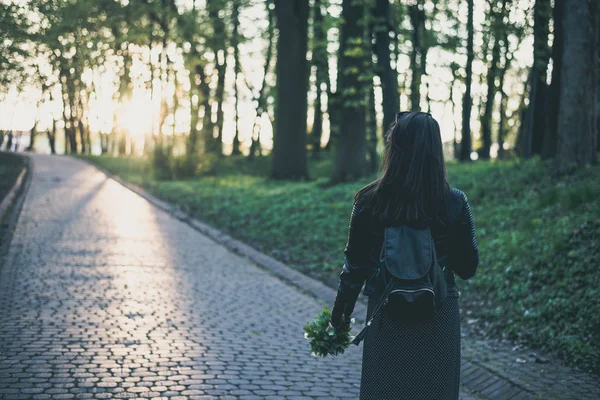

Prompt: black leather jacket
[{"left": 331, "top": 188, "right": 479, "bottom": 327}]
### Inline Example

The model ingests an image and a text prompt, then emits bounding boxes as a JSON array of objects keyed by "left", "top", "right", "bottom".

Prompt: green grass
[
  {"left": 0, "top": 152, "right": 26, "bottom": 204},
  {"left": 80, "top": 153, "right": 600, "bottom": 373}
]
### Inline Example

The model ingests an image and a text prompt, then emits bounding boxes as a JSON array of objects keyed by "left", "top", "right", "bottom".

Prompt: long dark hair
[{"left": 356, "top": 111, "right": 450, "bottom": 223}]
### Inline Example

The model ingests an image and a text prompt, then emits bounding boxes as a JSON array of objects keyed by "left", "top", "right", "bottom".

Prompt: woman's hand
[
  {"left": 330, "top": 304, "right": 345, "bottom": 330},
  {"left": 329, "top": 311, "right": 350, "bottom": 332},
  {"left": 326, "top": 321, "right": 337, "bottom": 333},
  {"left": 331, "top": 291, "right": 356, "bottom": 332}
]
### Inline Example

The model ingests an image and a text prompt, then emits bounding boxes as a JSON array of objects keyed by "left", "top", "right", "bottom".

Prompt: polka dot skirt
[{"left": 360, "top": 296, "right": 461, "bottom": 400}]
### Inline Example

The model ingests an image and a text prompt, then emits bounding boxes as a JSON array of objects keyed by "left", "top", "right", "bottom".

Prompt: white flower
[
  {"left": 350, "top": 318, "right": 356, "bottom": 324},
  {"left": 304, "top": 332, "right": 309, "bottom": 340},
  {"left": 311, "top": 352, "right": 318, "bottom": 358}
]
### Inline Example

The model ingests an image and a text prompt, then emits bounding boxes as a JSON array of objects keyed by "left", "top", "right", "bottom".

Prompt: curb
[
  {"left": 0, "top": 153, "right": 33, "bottom": 258},
  {"left": 0, "top": 165, "right": 26, "bottom": 220}
]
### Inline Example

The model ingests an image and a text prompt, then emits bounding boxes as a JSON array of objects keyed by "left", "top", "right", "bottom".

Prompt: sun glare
[{"left": 118, "top": 94, "right": 154, "bottom": 139}]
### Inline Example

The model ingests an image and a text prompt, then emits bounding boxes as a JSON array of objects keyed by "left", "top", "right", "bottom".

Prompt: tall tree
[
  {"left": 374, "top": 0, "right": 399, "bottom": 131},
  {"left": 45, "top": 88, "right": 57, "bottom": 154},
  {"left": 325, "top": 5, "right": 345, "bottom": 152},
  {"left": 595, "top": 0, "right": 600, "bottom": 153},
  {"left": 157, "top": 0, "right": 172, "bottom": 149},
  {"left": 230, "top": 0, "right": 242, "bottom": 155},
  {"left": 310, "top": 0, "right": 329, "bottom": 158},
  {"left": 557, "top": 0, "right": 597, "bottom": 167},
  {"left": 207, "top": 0, "right": 228, "bottom": 155},
  {"left": 497, "top": 27, "right": 512, "bottom": 160},
  {"left": 48, "top": 121, "right": 57, "bottom": 154},
  {"left": 249, "top": 0, "right": 275, "bottom": 159},
  {"left": 366, "top": 82, "right": 378, "bottom": 172},
  {"left": 272, "top": 0, "right": 310, "bottom": 179},
  {"left": 26, "top": 64, "right": 49, "bottom": 152},
  {"left": 449, "top": 62, "right": 460, "bottom": 159},
  {"left": 541, "top": 0, "right": 564, "bottom": 159},
  {"left": 197, "top": 62, "right": 212, "bottom": 153},
  {"left": 408, "top": 1, "right": 426, "bottom": 111},
  {"left": 522, "top": 0, "right": 551, "bottom": 157},
  {"left": 478, "top": 0, "right": 507, "bottom": 159},
  {"left": 330, "top": 0, "right": 369, "bottom": 182},
  {"left": 460, "top": 0, "right": 474, "bottom": 161}
]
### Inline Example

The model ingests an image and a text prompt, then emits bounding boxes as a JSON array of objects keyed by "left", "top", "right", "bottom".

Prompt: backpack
[{"left": 352, "top": 225, "right": 447, "bottom": 346}]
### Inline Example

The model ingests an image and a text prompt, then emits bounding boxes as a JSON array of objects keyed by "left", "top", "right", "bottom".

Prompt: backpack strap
[{"left": 351, "top": 279, "right": 394, "bottom": 346}]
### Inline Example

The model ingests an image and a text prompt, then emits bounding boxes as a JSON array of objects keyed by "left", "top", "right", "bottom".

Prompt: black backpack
[{"left": 352, "top": 225, "right": 447, "bottom": 345}]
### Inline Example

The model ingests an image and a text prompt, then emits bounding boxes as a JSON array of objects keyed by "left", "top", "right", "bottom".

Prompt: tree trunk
[
  {"left": 6, "top": 132, "right": 13, "bottom": 151},
  {"left": 449, "top": 63, "right": 459, "bottom": 159},
  {"left": 593, "top": 0, "right": 599, "bottom": 153},
  {"left": 214, "top": 57, "right": 227, "bottom": 155},
  {"left": 310, "top": 0, "right": 327, "bottom": 159},
  {"left": 208, "top": 0, "right": 227, "bottom": 155},
  {"left": 479, "top": 17, "right": 502, "bottom": 160},
  {"left": 47, "top": 88, "right": 57, "bottom": 154},
  {"left": 523, "top": 0, "right": 551, "bottom": 157},
  {"left": 271, "top": 0, "right": 310, "bottom": 179},
  {"left": 231, "top": 0, "right": 242, "bottom": 155},
  {"left": 85, "top": 122, "right": 91, "bottom": 155},
  {"left": 63, "top": 122, "right": 69, "bottom": 154},
  {"left": 497, "top": 50, "right": 509, "bottom": 159},
  {"left": 67, "top": 98, "right": 78, "bottom": 153},
  {"left": 557, "top": 0, "right": 597, "bottom": 167},
  {"left": 157, "top": 39, "right": 169, "bottom": 147},
  {"left": 409, "top": 2, "right": 425, "bottom": 111},
  {"left": 595, "top": 0, "right": 600, "bottom": 153},
  {"left": 47, "top": 120, "right": 56, "bottom": 155},
  {"left": 367, "top": 82, "right": 378, "bottom": 172},
  {"left": 460, "top": 0, "right": 474, "bottom": 162},
  {"left": 311, "top": 97, "right": 323, "bottom": 158},
  {"left": 250, "top": 0, "right": 275, "bottom": 159},
  {"left": 393, "top": 1, "right": 403, "bottom": 101},
  {"left": 100, "top": 133, "right": 108, "bottom": 154},
  {"left": 327, "top": 1, "right": 348, "bottom": 152},
  {"left": 188, "top": 83, "right": 200, "bottom": 155},
  {"left": 497, "top": 29, "right": 511, "bottom": 160},
  {"left": 195, "top": 64, "right": 212, "bottom": 153},
  {"left": 542, "top": 0, "right": 564, "bottom": 159},
  {"left": 78, "top": 119, "right": 86, "bottom": 154},
  {"left": 330, "top": 0, "right": 369, "bottom": 182},
  {"left": 172, "top": 70, "right": 178, "bottom": 137},
  {"left": 28, "top": 122, "right": 37, "bottom": 152},
  {"left": 28, "top": 81, "right": 45, "bottom": 152},
  {"left": 118, "top": 132, "right": 127, "bottom": 155},
  {"left": 68, "top": 124, "right": 77, "bottom": 154},
  {"left": 374, "top": 0, "right": 399, "bottom": 131}
]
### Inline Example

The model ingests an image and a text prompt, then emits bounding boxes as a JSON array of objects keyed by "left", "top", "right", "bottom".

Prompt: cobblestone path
[{"left": 0, "top": 155, "right": 483, "bottom": 399}]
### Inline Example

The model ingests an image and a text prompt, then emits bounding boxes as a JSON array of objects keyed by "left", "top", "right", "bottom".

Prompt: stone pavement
[
  {"left": 460, "top": 339, "right": 599, "bottom": 399},
  {"left": 0, "top": 154, "right": 597, "bottom": 400}
]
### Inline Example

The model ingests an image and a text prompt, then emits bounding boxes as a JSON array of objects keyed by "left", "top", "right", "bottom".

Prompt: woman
[{"left": 330, "top": 111, "right": 479, "bottom": 400}]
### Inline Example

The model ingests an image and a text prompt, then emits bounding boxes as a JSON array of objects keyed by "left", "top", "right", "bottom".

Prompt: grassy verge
[
  {"left": 80, "top": 154, "right": 600, "bottom": 373},
  {"left": 0, "top": 152, "right": 26, "bottom": 205}
]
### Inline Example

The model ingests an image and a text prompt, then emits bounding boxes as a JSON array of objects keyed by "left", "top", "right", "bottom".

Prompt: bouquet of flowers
[{"left": 303, "top": 308, "right": 353, "bottom": 357}]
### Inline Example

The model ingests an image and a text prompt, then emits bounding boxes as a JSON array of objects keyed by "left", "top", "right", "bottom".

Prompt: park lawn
[
  {"left": 81, "top": 154, "right": 600, "bottom": 373},
  {"left": 0, "top": 152, "right": 26, "bottom": 205}
]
